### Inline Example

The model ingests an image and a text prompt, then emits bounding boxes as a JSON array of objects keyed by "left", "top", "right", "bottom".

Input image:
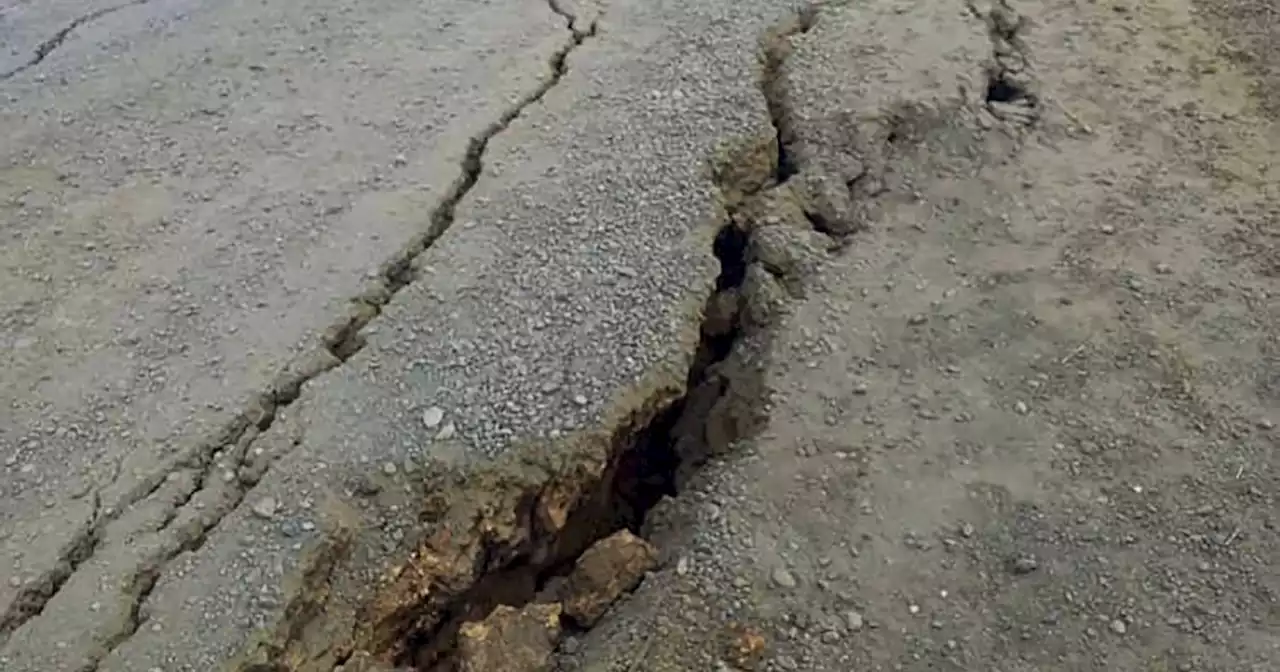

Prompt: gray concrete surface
[
  {"left": 1, "top": 0, "right": 127, "bottom": 78},
  {"left": 1, "top": 0, "right": 584, "bottom": 667}
]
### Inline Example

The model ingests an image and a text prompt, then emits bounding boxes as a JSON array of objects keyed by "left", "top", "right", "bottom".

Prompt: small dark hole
[
  {"left": 712, "top": 225, "right": 749, "bottom": 291},
  {"left": 986, "top": 75, "right": 1025, "bottom": 103}
]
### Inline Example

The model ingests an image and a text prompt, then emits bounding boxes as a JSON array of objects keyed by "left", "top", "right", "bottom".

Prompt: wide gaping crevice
[
  {"left": 0, "top": 3, "right": 598, "bottom": 661},
  {"left": 382, "top": 208, "right": 764, "bottom": 672},
  {"left": 341, "top": 9, "right": 837, "bottom": 672},
  {"left": 985, "top": 70, "right": 1030, "bottom": 103}
]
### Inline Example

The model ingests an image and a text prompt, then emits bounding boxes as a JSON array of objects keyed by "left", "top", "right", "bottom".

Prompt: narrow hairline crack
[
  {"left": 1, "top": 1, "right": 599, "bottom": 659},
  {"left": 0, "top": 0, "right": 151, "bottom": 82},
  {"left": 762, "top": 4, "right": 818, "bottom": 182}
]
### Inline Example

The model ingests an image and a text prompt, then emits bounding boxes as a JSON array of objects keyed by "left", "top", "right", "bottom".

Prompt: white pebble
[{"left": 422, "top": 406, "right": 445, "bottom": 429}]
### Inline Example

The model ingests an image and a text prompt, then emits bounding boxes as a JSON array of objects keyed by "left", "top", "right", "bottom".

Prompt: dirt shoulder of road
[{"left": 547, "top": 0, "right": 1280, "bottom": 671}]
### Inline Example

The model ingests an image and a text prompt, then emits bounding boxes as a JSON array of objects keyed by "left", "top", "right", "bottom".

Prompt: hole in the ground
[
  {"left": 802, "top": 210, "right": 837, "bottom": 238},
  {"left": 713, "top": 225, "right": 749, "bottom": 291},
  {"left": 985, "top": 72, "right": 1027, "bottom": 103},
  {"left": 391, "top": 220, "right": 752, "bottom": 671}
]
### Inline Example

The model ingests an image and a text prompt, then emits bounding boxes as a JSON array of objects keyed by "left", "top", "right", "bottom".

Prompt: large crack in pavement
[
  {"left": 0, "top": 1, "right": 600, "bottom": 665},
  {"left": 368, "top": 5, "right": 1053, "bottom": 669},
  {"left": 312, "top": 9, "right": 861, "bottom": 671},
  {"left": 6, "top": 3, "right": 910, "bottom": 668}
]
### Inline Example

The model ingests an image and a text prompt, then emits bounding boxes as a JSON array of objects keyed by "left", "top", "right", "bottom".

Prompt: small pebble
[
  {"left": 845, "top": 611, "right": 865, "bottom": 631},
  {"left": 422, "top": 406, "right": 444, "bottom": 429},
  {"left": 1110, "top": 619, "right": 1127, "bottom": 634},
  {"left": 251, "top": 497, "right": 278, "bottom": 519},
  {"left": 771, "top": 567, "right": 798, "bottom": 589}
]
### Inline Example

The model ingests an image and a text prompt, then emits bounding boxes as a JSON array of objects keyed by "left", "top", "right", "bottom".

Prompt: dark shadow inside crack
[
  {"left": 802, "top": 209, "right": 839, "bottom": 238},
  {"left": 761, "top": 4, "right": 818, "bottom": 182},
  {"left": 347, "top": 8, "right": 835, "bottom": 672},
  {"left": 388, "top": 214, "right": 762, "bottom": 671},
  {"left": 985, "top": 71, "right": 1029, "bottom": 103},
  {"left": 713, "top": 224, "right": 750, "bottom": 291}
]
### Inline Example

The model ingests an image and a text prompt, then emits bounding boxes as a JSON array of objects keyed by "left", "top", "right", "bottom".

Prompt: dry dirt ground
[{"left": 553, "top": 0, "right": 1280, "bottom": 671}]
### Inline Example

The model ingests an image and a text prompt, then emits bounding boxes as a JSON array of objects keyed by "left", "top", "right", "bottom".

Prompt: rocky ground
[
  {"left": 550, "top": 0, "right": 1280, "bottom": 671},
  {"left": 1, "top": 0, "right": 1277, "bottom": 670}
]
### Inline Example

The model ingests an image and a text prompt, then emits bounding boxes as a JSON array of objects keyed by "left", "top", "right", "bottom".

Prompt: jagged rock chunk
[
  {"left": 457, "top": 603, "right": 563, "bottom": 672},
  {"left": 561, "top": 530, "right": 659, "bottom": 627}
]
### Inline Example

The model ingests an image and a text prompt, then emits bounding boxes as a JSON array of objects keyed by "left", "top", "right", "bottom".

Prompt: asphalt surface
[
  {"left": 2, "top": 0, "right": 781, "bottom": 668},
  {"left": 2, "top": 0, "right": 1279, "bottom": 670}
]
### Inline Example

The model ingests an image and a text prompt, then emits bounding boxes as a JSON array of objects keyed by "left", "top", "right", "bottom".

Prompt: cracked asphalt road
[{"left": 2, "top": 0, "right": 1279, "bottom": 670}]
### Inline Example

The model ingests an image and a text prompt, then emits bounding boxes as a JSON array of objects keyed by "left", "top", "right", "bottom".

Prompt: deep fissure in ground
[
  {"left": 382, "top": 2, "right": 1048, "bottom": 666},
  {"left": 385, "top": 11, "right": 826, "bottom": 672},
  {"left": 394, "top": 212, "right": 755, "bottom": 672}
]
